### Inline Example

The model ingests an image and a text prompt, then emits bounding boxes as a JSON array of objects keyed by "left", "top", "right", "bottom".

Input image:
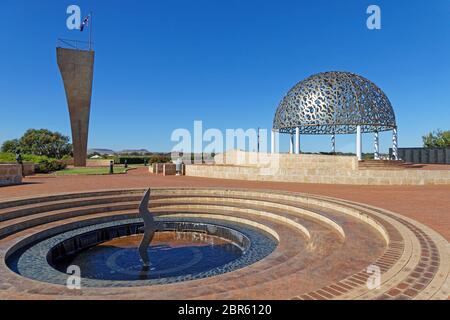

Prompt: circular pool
[
  {"left": 7, "top": 217, "right": 278, "bottom": 287},
  {"left": 1, "top": 188, "right": 448, "bottom": 299}
]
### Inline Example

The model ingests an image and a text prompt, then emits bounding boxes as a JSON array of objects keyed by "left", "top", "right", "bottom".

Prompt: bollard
[
  {"left": 109, "top": 161, "right": 114, "bottom": 174},
  {"left": 15, "top": 150, "right": 24, "bottom": 178}
]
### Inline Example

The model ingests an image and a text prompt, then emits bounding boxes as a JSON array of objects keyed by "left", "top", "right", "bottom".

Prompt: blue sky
[{"left": 0, "top": 0, "right": 449, "bottom": 153}]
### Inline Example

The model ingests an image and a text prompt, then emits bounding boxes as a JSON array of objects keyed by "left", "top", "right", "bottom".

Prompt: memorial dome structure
[{"left": 271, "top": 71, "right": 398, "bottom": 160}]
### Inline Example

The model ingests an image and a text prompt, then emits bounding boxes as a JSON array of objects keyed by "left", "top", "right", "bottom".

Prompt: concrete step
[
  {"left": 0, "top": 197, "right": 318, "bottom": 241},
  {"left": 358, "top": 160, "right": 409, "bottom": 170},
  {"left": 0, "top": 194, "right": 143, "bottom": 222},
  {"left": 0, "top": 202, "right": 139, "bottom": 239},
  {"left": 0, "top": 188, "right": 446, "bottom": 300},
  {"left": 0, "top": 188, "right": 391, "bottom": 245},
  {"left": 0, "top": 206, "right": 352, "bottom": 297}
]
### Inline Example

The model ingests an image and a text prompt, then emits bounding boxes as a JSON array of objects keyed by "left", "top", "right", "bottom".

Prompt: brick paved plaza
[
  {"left": 0, "top": 168, "right": 448, "bottom": 300},
  {"left": 3, "top": 167, "right": 449, "bottom": 241}
]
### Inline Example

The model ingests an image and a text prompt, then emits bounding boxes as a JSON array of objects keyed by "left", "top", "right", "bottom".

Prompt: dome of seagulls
[{"left": 273, "top": 71, "right": 396, "bottom": 134}]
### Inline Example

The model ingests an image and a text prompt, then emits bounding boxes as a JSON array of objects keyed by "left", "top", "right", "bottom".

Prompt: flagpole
[{"left": 89, "top": 11, "right": 93, "bottom": 51}]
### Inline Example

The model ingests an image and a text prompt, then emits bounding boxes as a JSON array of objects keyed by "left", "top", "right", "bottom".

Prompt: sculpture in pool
[{"left": 138, "top": 189, "right": 156, "bottom": 267}]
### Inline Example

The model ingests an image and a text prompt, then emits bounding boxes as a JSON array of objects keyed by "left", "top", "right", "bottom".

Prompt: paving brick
[{"left": 0, "top": 168, "right": 447, "bottom": 300}]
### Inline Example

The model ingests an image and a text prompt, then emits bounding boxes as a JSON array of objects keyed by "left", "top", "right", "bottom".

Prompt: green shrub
[
  {"left": 22, "top": 154, "right": 50, "bottom": 163},
  {"left": 35, "top": 158, "right": 66, "bottom": 173},
  {"left": 114, "top": 156, "right": 149, "bottom": 164},
  {"left": 0, "top": 152, "right": 66, "bottom": 173},
  {"left": 362, "top": 153, "right": 375, "bottom": 160},
  {"left": 114, "top": 155, "right": 171, "bottom": 165},
  {"left": 149, "top": 155, "right": 171, "bottom": 164},
  {"left": 0, "top": 152, "right": 15, "bottom": 162},
  {"left": 423, "top": 129, "right": 450, "bottom": 148}
]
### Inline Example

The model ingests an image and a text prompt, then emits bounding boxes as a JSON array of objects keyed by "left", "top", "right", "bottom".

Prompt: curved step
[
  {"left": 0, "top": 209, "right": 354, "bottom": 298},
  {"left": 0, "top": 187, "right": 446, "bottom": 300}
]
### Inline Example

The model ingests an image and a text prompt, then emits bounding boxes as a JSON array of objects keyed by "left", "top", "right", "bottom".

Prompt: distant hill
[
  {"left": 88, "top": 148, "right": 115, "bottom": 155},
  {"left": 120, "top": 149, "right": 150, "bottom": 155},
  {"left": 88, "top": 148, "right": 152, "bottom": 155}
]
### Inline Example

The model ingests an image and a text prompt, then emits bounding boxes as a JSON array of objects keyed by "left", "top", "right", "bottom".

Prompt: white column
[
  {"left": 392, "top": 128, "right": 398, "bottom": 160},
  {"left": 289, "top": 134, "right": 294, "bottom": 154},
  {"left": 271, "top": 130, "right": 275, "bottom": 154},
  {"left": 331, "top": 134, "right": 336, "bottom": 153},
  {"left": 295, "top": 127, "right": 300, "bottom": 154},
  {"left": 374, "top": 131, "right": 380, "bottom": 160},
  {"left": 356, "top": 125, "right": 362, "bottom": 160}
]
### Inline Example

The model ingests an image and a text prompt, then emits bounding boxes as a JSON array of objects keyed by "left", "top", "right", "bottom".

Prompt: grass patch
[{"left": 54, "top": 166, "right": 128, "bottom": 176}]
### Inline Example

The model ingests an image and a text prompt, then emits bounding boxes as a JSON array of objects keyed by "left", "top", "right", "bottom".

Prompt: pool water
[
  {"left": 8, "top": 218, "right": 277, "bottom": 287},
  {"left": 54, "top": 231, "right": 244, "bottom": 281}
]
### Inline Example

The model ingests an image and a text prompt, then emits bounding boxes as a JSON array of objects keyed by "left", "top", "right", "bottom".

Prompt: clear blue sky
[{"left": 1, "top": 0, "right": 449, "bottom": 153}]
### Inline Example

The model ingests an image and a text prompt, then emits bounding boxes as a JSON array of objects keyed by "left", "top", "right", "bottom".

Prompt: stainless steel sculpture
[
  {"left": 271, "top": 71, "right": 399, "bottom": 159},
  {"left": 138, "top": 189, "right": 156, "bottom": 267},
  {"left": 273, "top": 71, "right": 396, "bottom": 135}
]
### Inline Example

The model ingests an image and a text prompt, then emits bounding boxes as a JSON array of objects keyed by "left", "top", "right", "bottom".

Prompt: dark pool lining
[
  {"left": 7, "top": 217, "right": 278, "bottom": 287},
  {"left": 47, "top": 221, "right": 250, "bottom": 270}
]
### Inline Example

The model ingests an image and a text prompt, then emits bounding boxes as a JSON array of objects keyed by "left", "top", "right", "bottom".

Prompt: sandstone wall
[
  {"left": 22, "top": 163, "right": 36, "bottom": 176},
  {"left": 86, "top": 160, "right": 113, "bottom": 167},
  {"left": 186, "top": 150, "right": 450, "bottom": 185},
  {"left": 0, "top": 164, "right": 22, "bottom": 186},
  {"left": 63, "top": 159, "right": 113, "bottom": 167}
]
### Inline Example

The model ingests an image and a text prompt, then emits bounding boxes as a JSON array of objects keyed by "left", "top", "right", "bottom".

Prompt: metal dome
[{"left": 273, "top": 71, "right": 396, "bottom": 135}]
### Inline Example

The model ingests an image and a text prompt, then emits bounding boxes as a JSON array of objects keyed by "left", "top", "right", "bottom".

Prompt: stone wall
[
  {"left": 151, "top": 163, "right": 185, "bottom": 176},
  {"left": 22, "top": 163, "right": 36, "bottom": 176},
  {"left": 86, "top": 160, "right": 113, "bottom": 167},
  {"left": 214, "top": 149, "right": 357, "bottom": 169},
  {"left": 63, "top": 159, "right": 113, "bottom": 167},
  {"left": 163, "top": 164, "right": 176, "bottom": 176},
  {"left": 0, "top": 164, "right": 22, "bottom": 186},
  {"left": 151, "top": 163, "right": 164, "bottom": 174},
  {"left": 185, "top": 150, "right": 450, "bottom": 185}
]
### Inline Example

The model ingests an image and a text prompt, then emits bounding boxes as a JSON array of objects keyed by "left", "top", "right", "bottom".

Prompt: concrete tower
[{"left": 57, "top": 47, "right": 95, "bottom": 167}]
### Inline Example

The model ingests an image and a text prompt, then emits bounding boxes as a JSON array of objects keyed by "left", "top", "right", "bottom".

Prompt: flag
[{"left": 80, "top": 15, "right": 90, "bottom": 32}]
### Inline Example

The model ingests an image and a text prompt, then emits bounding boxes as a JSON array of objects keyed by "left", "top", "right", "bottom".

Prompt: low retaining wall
[
  {"left": 163, "top": 164, "right": 176, "bottom": 176},
  {"left": 151, "top": 163, "right": 186, "bottom": 176},
  {"left": 86, "top": 160, "right": 114, "bottom": 167},
  {"left": 185, "top": 150, "right": 450, "bottom": 185},
  {"left": 0, "top": 164, "right": 22, "bottom": 186},
  {"left": 22, "top": 163, "right": 36, "bottom": 176},
  {"left": 152, "top": 163, "right": 164, "bottom": 174},
  {"left": 63, "top": 159, "right": 114, "bottom": 167}
]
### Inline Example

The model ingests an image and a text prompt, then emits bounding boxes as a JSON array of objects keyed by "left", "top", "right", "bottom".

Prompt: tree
[
  {"left": 422, "top": 130, "right": 450, "bottom": 148},
  {"left": 18, "top": 129, "right": 73, "bottom": 159},
  {"left": 1, "top": 139, "right": 20, "bottom": 153}
]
